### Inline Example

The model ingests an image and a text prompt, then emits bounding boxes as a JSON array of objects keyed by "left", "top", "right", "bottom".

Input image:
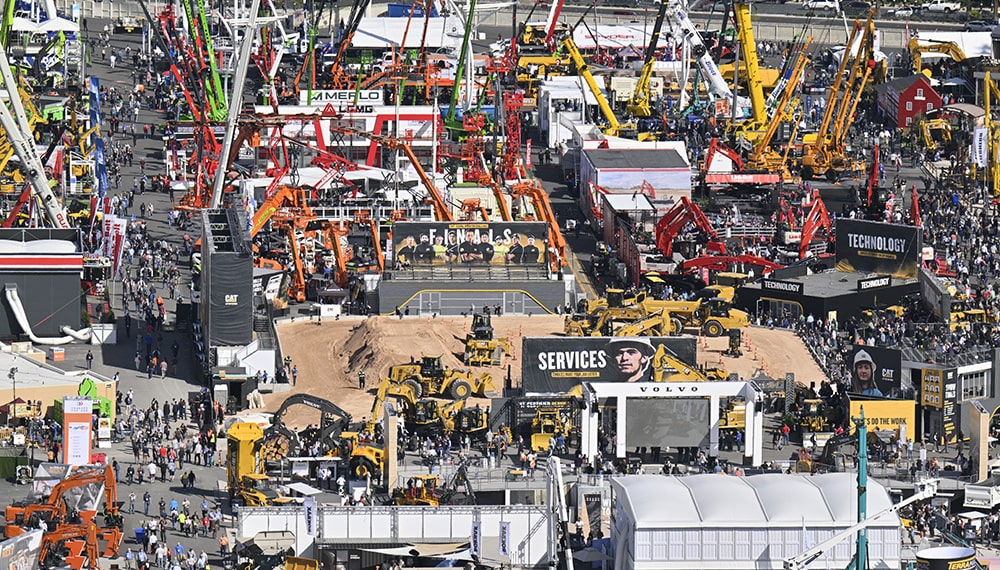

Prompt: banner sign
[
  {"left": 858, "top": 275, "right": 891, "bottom": 291},
  {"left": 392, "top": 221, "right": 549, "bottom": 266},
  {"left": 522, "top": 336, "right": 697, "bottom": 393},
  {"left": 762, "top": 278, "right": 804, "bottom": 295},
  {"left": 298, "top": 89, "right": 383, "bottom": 108},
  {"left": 303, "top": 496, "right": 316, "bottom": 536},
  {"left": 848, "top": 400, "right": 915, "bottom": 437},
  {"left": 848, "top": 345, "right": 902, "bottom": 398},
  {"left": 0, "top": 529, "right": 42, "bottom": 570},
  {"left": 974, "top": 127, "right": 988, "bottom": 168},
  {"left": 835, "top": 219, "right": 921, "bottom": 278},
  {"left": 499, "top": 521, "right": 510, "bottom": 557},
  {"left": 921, "top": 368, "right": 944, "bottom": 409},
  {"left": 942, "top": 368, "right": 959, "bottom": 443},
  {"left": 470, "top": 521, "right": 482, "bottom": 557}
]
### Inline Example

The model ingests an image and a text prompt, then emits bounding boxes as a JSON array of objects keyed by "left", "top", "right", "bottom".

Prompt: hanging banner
[
  {"left": 499, "top": 521, "right": 510, "bottom": 557},
  {"left": 470, "top": 521, "right": 482, "bottom": 557},
  {"left": 974, "top": 127, "right": 988, "bottom": 168},
  {"left": 303, "top": 496, "right": 316, "bottom": 536}
]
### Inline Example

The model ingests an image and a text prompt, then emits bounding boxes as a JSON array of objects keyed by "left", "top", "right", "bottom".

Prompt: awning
[
  {"left": 38, "top": 17, "right": 79, "bottom": 33},
  {"left": 285, "top": 482, "right": 322, "bottom": 496},
  {"left": 11, "top": 18, "right": 39, "bottom": 32},
  {"left": 643, "top": 275, "right": 664, "bottom": 283}
]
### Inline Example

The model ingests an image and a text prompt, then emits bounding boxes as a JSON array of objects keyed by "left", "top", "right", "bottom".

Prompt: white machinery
[
  {"left": 665, "top": 0, "right": 735, "bottom": 111},
  {"left": 546, "top": 456, "right": 575, "bottom": 570},
  {"left": 0, "top": 48, "right": 70, "bottom": 228},
  {"left": 783, "top": 478, "right": 939, "bottom": 570}
]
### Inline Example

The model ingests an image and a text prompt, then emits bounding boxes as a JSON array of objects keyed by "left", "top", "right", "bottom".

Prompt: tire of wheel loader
[
  {"left": 450, "top": 379, "right": 472, "bottom": 399},
  {"left": 351, "top": 456, "right": 377, "bottom": 479},
  {"left": 671, "top": 318, "right": 683, "bottom": 335},
  {"left": 703, "top": 320, "right": 724, "bottom": 337},
  {"left": 403, "top": 377, "right": 423, "bottom": 399}
]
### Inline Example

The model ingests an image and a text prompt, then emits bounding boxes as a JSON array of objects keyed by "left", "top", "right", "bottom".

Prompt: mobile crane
[
  {"left": 560, "top": 35, "right": 636, "bottom": 139},
  {"left": 985, "top": 71, "right": 1000, "bottom": 197},
  {"left": 800, "top": 13, "right": 875, "bottom": 181},
  {"left": 730, "top": 2, "right": 767, "bottom": 134},
  {"left": 665, "top": 0, "right": 736, "bottom": 114}
]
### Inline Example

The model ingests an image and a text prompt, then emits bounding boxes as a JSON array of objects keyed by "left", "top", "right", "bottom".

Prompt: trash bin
[{"left": 134, "top": 527, "right": 145, "bottom": 545}]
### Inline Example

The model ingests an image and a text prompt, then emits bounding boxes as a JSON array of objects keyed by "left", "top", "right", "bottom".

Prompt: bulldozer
[
  {"left": 464, "top": 314, "right": 513, "bottom": 366},
  {"left": 387, "top": 355, "right": 496, "bottom": 399}
]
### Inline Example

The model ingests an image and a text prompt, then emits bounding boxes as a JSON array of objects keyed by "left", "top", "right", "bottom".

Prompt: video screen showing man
[
  {"left": 852, "top": 349, "right": 883, "bottom": 397},
  {"left": 413, "top": 234, "right": 435, "bottom": 264},
  {"left": 506, "top": 234, "right": 524, "bottom": 264},
  {"left": 522, "top": 235, "right": 540, "bottom": 264},
  {"left": 478, "top": 234, "right": 495, "bottom": 263},
  {"left": 607, "top": 337, "right": 655, "bottom": 382},
  {"left": 459, "top": 230, "right": 481, "bottom": 263},
  {"left": 444, "top": 232, "right": 460, "bottom": 263},
  {"left": 432, "top": 235, "right": 446, "bottom": 261},
  {"left": 396, "top": 236, "right": 416, "bottom": 266}
]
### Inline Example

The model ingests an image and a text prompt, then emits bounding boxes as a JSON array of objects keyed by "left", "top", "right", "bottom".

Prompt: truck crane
[
  {"left": 0, "top": 49, "right": 70, "bottom": 228},
  {"left": 730, "top": 2, "right": 766, "bottom": 133}
]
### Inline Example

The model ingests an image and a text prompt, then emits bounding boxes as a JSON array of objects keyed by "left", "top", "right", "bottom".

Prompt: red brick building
[{"left": 874, "top": 74, "right": 942, "bottom": 128}]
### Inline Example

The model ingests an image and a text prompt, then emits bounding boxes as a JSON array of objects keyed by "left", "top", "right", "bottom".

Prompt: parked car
[
  {"left": 964, "top": 19, "right": 997, "bottom": 31},
  {"left": 890, "top": 5, "right": 916, "bottom": 17},
  {"left": 841, "top": 0, "right": 871, "bottom": 15},
  {"left": 923, "top": 0, "right": 962, "bottom": 12},
  {"left": 803, "top": 0, "right": 837, "bottom": 9}
]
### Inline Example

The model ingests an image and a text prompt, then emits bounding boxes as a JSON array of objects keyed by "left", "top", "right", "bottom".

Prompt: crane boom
[
  {"left": 627, "top": 0, "right": 668, "bottom": 118},
  {"left": 666, "top": 1, "right": 733, "bottom": 107},
  {"left": 784, "top": 478, "right": 938, "bottom": 570},
  {"left": 0, "top": 50, "right": 69, "bottom": 229},
  {"left": 732, "top": 3, "right": 765, "bottom": 126},
  {"left": 562, "top": 36, "right": 623, "bottom": 136}
]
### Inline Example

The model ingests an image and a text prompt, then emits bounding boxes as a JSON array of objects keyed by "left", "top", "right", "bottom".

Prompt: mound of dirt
[{"left": 269, "top": 316, "right": 827, "bottom": 428}]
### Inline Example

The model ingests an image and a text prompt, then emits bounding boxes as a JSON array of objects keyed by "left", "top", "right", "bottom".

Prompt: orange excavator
[
  {"left": 6, "top": 465, "right": 121, "bottom": 538},
  {"left": 38, "top": 521, "right": 122, "bottom": 570}
]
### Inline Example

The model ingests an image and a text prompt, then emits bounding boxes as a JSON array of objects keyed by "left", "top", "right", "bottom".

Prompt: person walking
[
  {"left": 143, "top": 491, "right": 151, "bottom": 516},
  {"left": 85, "top": 350, "right": 94, "bottom": 370},
  {"left": 358, "top": 370, "right": 366, "bottom": 390}
]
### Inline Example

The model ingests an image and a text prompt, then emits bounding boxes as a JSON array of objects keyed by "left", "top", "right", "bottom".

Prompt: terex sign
[{"left": 299, "top": 90, "right": 384, "bottom": 108}]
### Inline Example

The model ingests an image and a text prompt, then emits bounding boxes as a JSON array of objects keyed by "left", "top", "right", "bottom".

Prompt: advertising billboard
[
  {"left": 391, "top": 222, "right": 549, "bottom": 267},
  {"left": 625, "top": 398, "right": 710, "bottom": 448},
  {"left": 921, "top": 368, "right": 944, "bottom": 409},
  {"left": 521, "top": 336, "right": 698, "bottom": 393},
  {"left": 848, "top": 400, "right": 915, "bottom": 439},
  {"left": 835, "top": 219, "right": 921, "bottom": 278},
  {"left": 848, "top": 345, "right": 902, "bottom": 398}
]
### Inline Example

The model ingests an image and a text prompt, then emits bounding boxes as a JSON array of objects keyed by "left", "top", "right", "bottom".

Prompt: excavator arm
[
  {"left": 654, "top": 196, "right": 720, "bottom": 257},
  {"left": 908, "top": 37, "right": 965, "bottom": 75},
  {"left": 797, "top": 197, "right": 831, "bottom": 259}
]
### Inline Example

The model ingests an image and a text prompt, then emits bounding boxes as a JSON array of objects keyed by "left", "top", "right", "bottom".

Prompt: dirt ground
[{"left": 267, "top": 316, "right": 827, "bottom": 428}]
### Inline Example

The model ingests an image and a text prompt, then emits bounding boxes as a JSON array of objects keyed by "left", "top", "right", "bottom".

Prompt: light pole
[{"left": 7, "top": 367, "right": 17, "bottom": 427}]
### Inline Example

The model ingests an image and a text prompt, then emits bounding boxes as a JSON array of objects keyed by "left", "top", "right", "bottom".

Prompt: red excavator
[{"left": 654, "top": 196, "right": 726, "bottom": 258}]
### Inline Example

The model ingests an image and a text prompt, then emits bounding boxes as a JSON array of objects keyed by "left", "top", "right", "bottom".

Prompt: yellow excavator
[
  {"left": 650, "top": 344, "right": 728, "bottom": 382},
  {"left": 920, "top": 117, "right": 953, "bottom": 151},
  {"left": 908, "top": 37, "right": 966, "bottom": 76}
]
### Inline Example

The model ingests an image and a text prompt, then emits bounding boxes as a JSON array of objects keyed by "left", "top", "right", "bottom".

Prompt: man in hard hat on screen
[{"left": 852, "top": 349, "right": 883, "bottom": 397}]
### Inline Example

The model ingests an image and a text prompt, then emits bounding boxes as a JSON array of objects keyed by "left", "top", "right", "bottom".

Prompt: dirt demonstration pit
[{"left": 269, "top": 316, "right": 826, "bottom": 428}]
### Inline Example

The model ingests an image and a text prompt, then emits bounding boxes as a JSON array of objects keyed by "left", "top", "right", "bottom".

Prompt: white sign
[
  {"left": 63, "top": 396, "right": 92, "bottom": 414},
  {"left": 499, "top": 521, "right": 510, "bottom": 557},
  {"left": 974, "top": 127, "right": 988, "bottom": 168},
  {"left": 470, "top": 521, "right": 481, "bottom": 557},
  {"left": 66, "top": 422, "right": 91, "bottom": 466},
  {"left": 299, "top": 90, "right": 384, "bottom": 107}
]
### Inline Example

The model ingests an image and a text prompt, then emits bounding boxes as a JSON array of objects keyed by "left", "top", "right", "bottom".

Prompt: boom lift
[{"left": 510, "top": 180, "right": 567, "bottom": 271}]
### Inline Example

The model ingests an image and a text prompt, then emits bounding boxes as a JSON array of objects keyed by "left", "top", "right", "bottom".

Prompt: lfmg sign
[{"left": 299, "top": 90, "right": 384, "bottom": 109}]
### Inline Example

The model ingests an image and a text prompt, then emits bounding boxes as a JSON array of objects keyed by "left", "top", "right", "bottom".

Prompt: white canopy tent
[{"left": 352, "top": 17, "right": 460, "bottom": 50}]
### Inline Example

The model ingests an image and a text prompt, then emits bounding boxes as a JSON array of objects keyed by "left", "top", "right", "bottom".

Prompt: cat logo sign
[{"left": 225, "top": 294, "right": 239, "bottom": 306}]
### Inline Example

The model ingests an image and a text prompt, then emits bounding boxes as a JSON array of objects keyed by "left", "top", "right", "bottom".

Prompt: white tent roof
[
  {"left": 603, "top": 193, "right": 655, "bottom": 212},
  {"left": 613, "top": 473, "right": 900, "bottom": 528},
  {"left": 38, "top": 17, "right": 78, "bottom": 33},
  {"left": 915, "top": 31, "right": 993, "bottom": 59},
  {"left": 352, "top": 17, "right": 458, "bottom": 50},
  {"left": 572, "top": 24, "right": 650, "bottom": 51}
]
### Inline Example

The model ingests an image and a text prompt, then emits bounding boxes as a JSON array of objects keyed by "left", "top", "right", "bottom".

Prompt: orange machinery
[
  {"left": 38, "top": 522, "right": 122, "bottom": 570},
  {"left": 6, "top": 465, "right": 120, "bottom": 538}
]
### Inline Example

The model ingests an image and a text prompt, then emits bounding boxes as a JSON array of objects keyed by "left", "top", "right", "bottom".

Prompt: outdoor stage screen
[
  {"left": 390, "top": 221, "right": 549, "bottom": 266},
  {"left": 521, "top": 336, "right": 698, "bottom": 393},
  {"left": 835, "top": 218, "right": 921, "bottom": 278},
  {"left": 624, "top": 398, "right": 710, "bottom": 449}
]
